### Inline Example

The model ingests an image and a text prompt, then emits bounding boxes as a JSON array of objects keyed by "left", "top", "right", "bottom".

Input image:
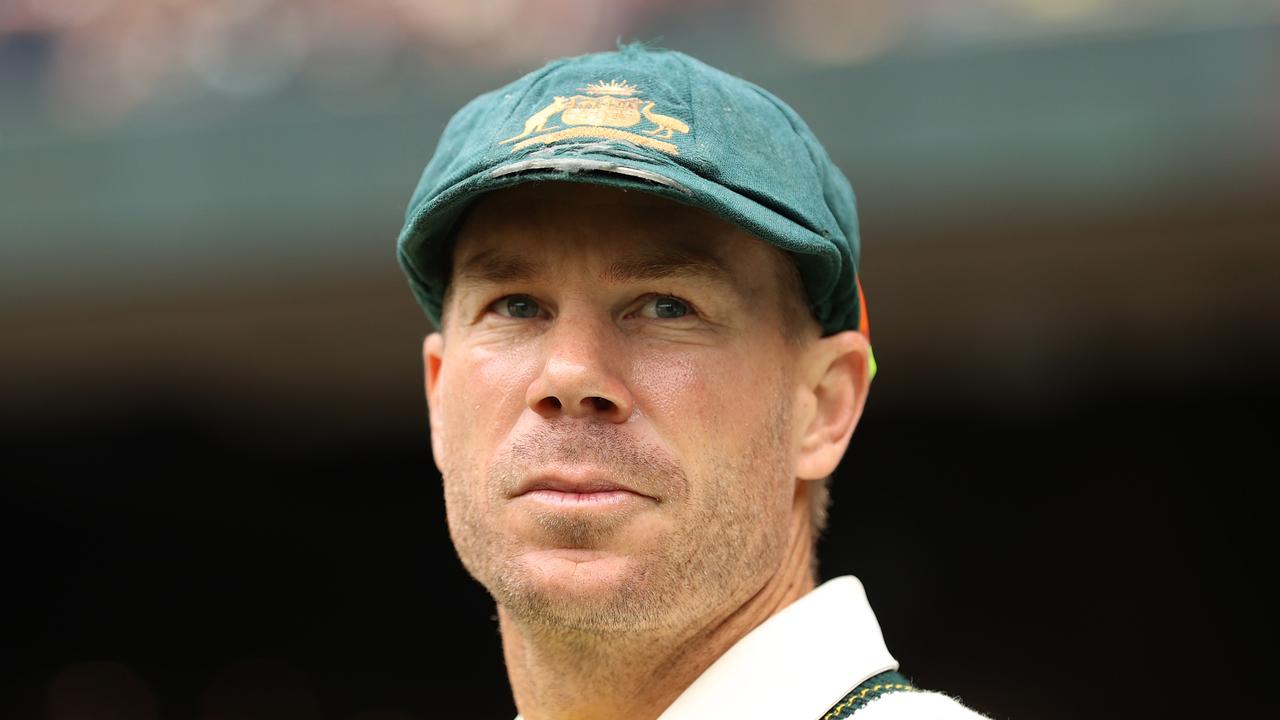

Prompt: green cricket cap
[{"left": 397, "top": 42, "right": 876, "bottom": 379}]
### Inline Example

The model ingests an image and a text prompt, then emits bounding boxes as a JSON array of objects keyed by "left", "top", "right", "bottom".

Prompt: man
[{"left": 396, "top": 44, "right": 992, "bottom": 720}]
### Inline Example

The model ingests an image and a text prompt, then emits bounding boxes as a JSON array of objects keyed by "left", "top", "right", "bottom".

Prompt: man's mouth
[
  {"left": 512, "top": 471, "right": 649, "bottom": 499},
  {"left": 518, "top": 488, "right": 642, "bottom": 507}
]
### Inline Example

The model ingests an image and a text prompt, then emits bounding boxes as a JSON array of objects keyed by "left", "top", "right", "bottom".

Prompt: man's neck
[{"left": 499, "top": 510, "right": 816, "bottom": 720}]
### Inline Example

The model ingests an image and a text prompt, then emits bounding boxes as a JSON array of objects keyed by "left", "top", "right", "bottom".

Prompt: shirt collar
[{"left": 512, "top": 575, "right": 898, "bottom": 720}]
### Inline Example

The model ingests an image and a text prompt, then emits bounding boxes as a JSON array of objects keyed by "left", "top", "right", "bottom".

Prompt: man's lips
[{"left": 511, "top": 472, "right": 650, "bottom": 499}]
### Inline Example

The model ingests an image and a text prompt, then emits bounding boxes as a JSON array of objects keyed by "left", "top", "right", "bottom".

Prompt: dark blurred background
[{"left": 3, "top": 1, "right": 1277, "bottom": 718}]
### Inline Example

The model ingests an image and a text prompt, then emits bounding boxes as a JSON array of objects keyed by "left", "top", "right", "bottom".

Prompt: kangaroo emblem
[
  {"left": 499, "top": 96, "right": 570, "bottom": 144},
  {"left": 641, "top": 101, "right": 689, "bottom": 139}
]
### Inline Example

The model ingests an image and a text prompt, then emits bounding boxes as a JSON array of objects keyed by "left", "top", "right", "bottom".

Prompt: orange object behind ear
[{"left": 855, "top": 275, "right": 870, "bottom": 343}]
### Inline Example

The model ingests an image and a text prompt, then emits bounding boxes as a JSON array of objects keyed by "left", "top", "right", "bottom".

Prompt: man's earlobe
[{"left": 795, "top": 330, "right": 873, "bottom": 480}]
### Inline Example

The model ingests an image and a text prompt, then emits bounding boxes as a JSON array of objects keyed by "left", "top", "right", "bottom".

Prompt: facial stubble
[{"left": 439, "top": 375, "right": 796, "bottom": 642}]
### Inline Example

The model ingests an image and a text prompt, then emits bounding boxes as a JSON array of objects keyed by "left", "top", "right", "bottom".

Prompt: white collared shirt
[{"left": 512, "top": 575, "right": 991, "bottom": 719}]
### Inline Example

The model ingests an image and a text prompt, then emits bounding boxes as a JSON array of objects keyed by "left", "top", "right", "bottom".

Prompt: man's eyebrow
[
  {"left": 453, "top": 249, "right": 542, "bottom": 286},
  {"left": 605, "top": 248, "right": 738, "bottom": 288},
  {"left": 453, "top": 246, "right": 742, "bottom": 294}
]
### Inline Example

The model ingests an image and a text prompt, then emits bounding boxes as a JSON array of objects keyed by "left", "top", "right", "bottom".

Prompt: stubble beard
[{"left": 439, "top": 381, "right": 796, "bottom": 644}]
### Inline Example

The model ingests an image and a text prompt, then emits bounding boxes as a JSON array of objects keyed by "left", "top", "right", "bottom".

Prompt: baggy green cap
[{"left": 397, "top": 42, "right": 876, "bottom": 380}]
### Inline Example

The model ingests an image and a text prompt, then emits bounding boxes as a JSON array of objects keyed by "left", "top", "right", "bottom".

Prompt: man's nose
[{"left": 525, "top": 313, "right": 634, "bottom": 423}]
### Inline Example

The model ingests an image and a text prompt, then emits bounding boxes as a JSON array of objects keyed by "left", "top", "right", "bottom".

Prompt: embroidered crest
[{"left": 498, "top": 79, "right": 689, "bottom": 155}]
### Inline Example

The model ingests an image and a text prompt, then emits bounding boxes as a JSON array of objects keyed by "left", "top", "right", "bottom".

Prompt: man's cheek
[
  {"left": 472, "top": 349, "right": 539, "bottom": 408},
  {"left": 629, "top": 352, "right": 710, "bottom": 418}
]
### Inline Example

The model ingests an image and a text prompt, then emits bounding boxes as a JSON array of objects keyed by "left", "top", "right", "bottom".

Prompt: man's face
[{"left": 423, "top": 181, "right": 815, "bottom": 635}]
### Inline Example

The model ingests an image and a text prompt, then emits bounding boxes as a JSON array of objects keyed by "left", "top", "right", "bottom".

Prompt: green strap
[{"left": 820, "top": 669, "right": 916, "bottom": 719}]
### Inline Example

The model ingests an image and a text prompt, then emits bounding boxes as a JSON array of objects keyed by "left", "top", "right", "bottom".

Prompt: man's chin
[
  {"left": 520, "top": 548, "right": 636, "bottom": 597},
  {"left": 493, "top": 550, "right": 664, "bottom": 632}
]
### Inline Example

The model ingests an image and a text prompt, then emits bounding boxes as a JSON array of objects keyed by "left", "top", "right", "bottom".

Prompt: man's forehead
[
  {"left": 452, "top": 243, "right": 742, "bottom": 297},
  {"left": 455, "top": 182, "right": 740, "bottom": 250},
  {"left": 449, "top": 182, "right": 774, "bottom": 296}
]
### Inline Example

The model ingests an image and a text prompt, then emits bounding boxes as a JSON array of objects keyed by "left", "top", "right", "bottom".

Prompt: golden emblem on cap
[{"left": 498, "top": 79, "right": 689, "bottom": 155}]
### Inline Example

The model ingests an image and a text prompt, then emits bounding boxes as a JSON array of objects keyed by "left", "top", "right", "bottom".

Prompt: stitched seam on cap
[
  {"left": 747, "top": 86, "right": 826, "bottom": 222},
  {"left": 676, "top": 52, "right": 697, "bottom": 158}
]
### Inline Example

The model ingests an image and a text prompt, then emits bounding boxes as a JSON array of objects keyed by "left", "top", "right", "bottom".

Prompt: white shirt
[{"left": 512, "top": 575, "right": 990, "bottom": 719}]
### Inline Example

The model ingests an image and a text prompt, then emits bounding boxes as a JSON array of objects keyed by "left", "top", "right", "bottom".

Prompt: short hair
[{"left": 766, "top": 244, "right": 835, "bottom": 577}]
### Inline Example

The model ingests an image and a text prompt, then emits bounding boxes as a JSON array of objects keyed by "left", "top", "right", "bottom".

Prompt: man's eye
[
  {"left": 487, "top": 294, "right": 696, "bottom": 320},
  {"left": 638, "top": 295, "right": 695, "bottom": 320},
  {"left": 491, "top": 295, "right": 542, "bottom": 319}
]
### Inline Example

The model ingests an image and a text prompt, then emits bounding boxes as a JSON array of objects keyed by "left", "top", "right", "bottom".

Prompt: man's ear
[
  {"left": 423, "top": 332, "right": 447, "bottom": 469},
  {"left": 794, "top": 330, "right": 873, "bottom": 480}
]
